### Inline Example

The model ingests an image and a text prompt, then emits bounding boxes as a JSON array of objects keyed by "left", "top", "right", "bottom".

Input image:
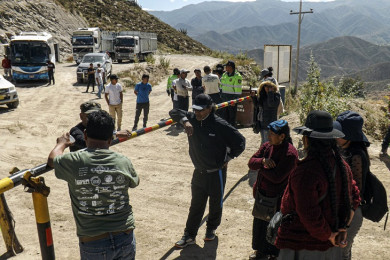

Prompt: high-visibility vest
[
  {"left": 167, "top": 74, "right": 178, "bottom": 90},
  {"left": 220, "top": 71, "right": 242, "bottom": 95}
]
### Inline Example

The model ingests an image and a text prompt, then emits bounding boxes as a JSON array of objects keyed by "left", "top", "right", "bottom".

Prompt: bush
[
  {"left": 337, "top": 76, "right": 366, "bottom": 98},
  {"left": 298, "top": 53, "right": 351, "bottom": 123},
  {"left": 159, "top": 56, "right": 170, "bottom": 70},
  {"left": 145, "top": 54, "right": 155, "bottom": 64}
]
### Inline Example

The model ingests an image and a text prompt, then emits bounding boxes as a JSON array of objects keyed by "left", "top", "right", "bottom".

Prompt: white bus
[{"left": 9, "top": 32, "right": 57, "bottom": 81}]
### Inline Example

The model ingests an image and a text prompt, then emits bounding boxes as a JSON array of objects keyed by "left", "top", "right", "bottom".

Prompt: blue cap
[{"left": 268, "top": 120, "right": 288, "bottom": 134}]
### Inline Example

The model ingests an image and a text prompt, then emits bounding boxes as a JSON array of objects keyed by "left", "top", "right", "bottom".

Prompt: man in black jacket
[
  {"left": 169, "top": 94, "right": 246, "bottom": 248},
  {"left": 69, "top": 101, "right": 101, "bottom": 152}
]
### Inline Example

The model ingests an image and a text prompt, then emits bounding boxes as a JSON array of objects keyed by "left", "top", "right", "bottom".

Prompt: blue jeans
[
  {"left": 79, "top": 231, "right": 135, "bottom": 260},
  {"left": 97, "top": 83, "right": 104, "bottom": 98}
]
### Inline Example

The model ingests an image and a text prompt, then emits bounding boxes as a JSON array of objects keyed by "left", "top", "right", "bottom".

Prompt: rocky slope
[
  {"left": 0, "top": 0, "right": 87, "bottom": 59},
  {"left": 0, "top": 0, "right": 210, "bottom": 59}
]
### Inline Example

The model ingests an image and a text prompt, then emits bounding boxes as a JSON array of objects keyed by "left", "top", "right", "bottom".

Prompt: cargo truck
[
  {"left": 71, "top": 28, "right": 116, "bottom": 64},
  {"left": 114, "top": 31, "right": 157, "bottom": 63}
]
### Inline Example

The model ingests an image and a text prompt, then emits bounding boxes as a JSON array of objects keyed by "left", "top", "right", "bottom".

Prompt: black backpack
[{"left": 361, "top": 170, "right": 389, "bottom": 222}]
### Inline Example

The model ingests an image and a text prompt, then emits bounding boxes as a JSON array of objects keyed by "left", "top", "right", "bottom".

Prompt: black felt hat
[
  {"left": 333, "top": 111, "right": 369, "bottom": 143},
  {"left": 293, "top": 110, "right": 345, "bottom": 139}
]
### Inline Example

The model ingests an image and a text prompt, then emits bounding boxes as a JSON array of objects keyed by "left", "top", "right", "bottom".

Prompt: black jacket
[
  {"left": 169, "top": 109, "right": 246, "bottom": 170},
  {"left": 69, "top": 122, "right": 86, "bottom": 152}
]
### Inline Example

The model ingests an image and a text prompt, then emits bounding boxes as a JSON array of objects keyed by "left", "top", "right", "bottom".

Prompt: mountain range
[
  {"left": 150, "top": 0, "right": 390, "bottom": 52},
  {"left": 248, "top": 36, "right": 390, "bottom": 90}
]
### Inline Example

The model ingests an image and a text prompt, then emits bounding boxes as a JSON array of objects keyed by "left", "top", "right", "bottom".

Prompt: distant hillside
[
  {"left": 151, "top": 0, "right": 390, "bottom": 51},
  {"left": 247, "top": 36, "right": 390, "bottom": 91},
  {"left": 55, "top": 0, "right": 210, "bottom": 54}
]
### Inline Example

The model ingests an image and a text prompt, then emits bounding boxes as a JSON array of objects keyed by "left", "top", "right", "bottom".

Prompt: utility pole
[{"left": 290, "top": 0, "right": 313, "bottom": 94}]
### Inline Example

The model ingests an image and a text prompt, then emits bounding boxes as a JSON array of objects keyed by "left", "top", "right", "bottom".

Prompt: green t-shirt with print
[{"left": 54, "top": 148, "right": 139, "bottom": 237}]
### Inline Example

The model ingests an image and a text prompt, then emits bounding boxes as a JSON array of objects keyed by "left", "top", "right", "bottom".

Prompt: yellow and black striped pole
[{"left": 24, "top": 172, "right": 55, "bottom": 260}]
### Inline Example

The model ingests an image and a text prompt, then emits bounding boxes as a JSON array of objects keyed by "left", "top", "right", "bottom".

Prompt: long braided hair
[{"left": 307, "top": 137, "right": 351, "bottom": 231}]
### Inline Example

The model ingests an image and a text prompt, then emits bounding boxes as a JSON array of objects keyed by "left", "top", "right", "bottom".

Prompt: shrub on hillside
[
  {"left": 337, "top": 76, "right": 366, "bottom": 98},
  {"left": 159, "top": 56, "right": 170, "bottom": 70},
  {"left": 145, "top": 54, "right": 156, "bottom": 64},
  {"left": 298, "top": 53, "right": 350, "bottom": 123}
]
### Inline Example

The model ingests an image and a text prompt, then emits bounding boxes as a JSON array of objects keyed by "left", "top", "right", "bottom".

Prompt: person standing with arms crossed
[
  {"left": 132, "top": 74, "right": 152, "bottom": 131},
  {"left": 173, "top": 69, "right": 192, "bottom": 111},
  {"left": 86, "top": 63, "right": 95, "bottom": 93},
  {"left": 105, "top": 74, "right": 123, "bottom": 131},
  {"left": 170, "top": 94, "right": 246, "bottom": 248},
  {"left": 47, "top": 110, "right": 139, "bottom": 260}
]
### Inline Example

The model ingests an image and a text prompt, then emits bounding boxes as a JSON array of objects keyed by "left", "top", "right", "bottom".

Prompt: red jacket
[
  {"left": 2, "top": 58, "right": 10, "bottom": 69},
  {"left": 275, "top": 154, "right": 361, "bottom": 251},
  {"left": 248, "top": 141, "right": 298, "bottom": 197}
]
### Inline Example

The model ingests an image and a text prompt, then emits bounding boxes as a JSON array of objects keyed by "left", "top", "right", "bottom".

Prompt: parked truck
[
  {"left": 71, "top": 28, "right": 116, "bottom": 64},
  {"left": 114, "top": 31, "right": 157, "bottom": 63}
]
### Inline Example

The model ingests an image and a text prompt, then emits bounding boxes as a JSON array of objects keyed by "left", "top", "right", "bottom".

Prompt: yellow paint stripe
[
  {"left": 32, "top": 193, "right": 50, "bottom": 223},
  {"left": 0, "top": 178, "right": 14, "bottom": 194}
]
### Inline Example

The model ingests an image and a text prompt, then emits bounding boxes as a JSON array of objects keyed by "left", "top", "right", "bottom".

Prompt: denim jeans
[
  {"left": 79, "top": 231, "right": 135, "bottom": 260},
  {"left": 97, "top": 83, "right": 104, "bottom": 98}
]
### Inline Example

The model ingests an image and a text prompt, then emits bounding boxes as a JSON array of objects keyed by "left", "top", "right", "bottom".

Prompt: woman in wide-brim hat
[
  {"left": 275, "top": 110, "right": 361, "bottom": 260},
  {"left": 333, "top": 111, "right": 370, "bottom": 260}
]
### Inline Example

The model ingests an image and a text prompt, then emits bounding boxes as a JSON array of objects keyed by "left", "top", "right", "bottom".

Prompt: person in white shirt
[
  {"left": 95, "top": 64, "right": 105, "bottom": 99},
  {"left": 202, "top": 65, "right": 222, "bottom": 104},
  {"left": 172, "top": 69, "right": 192, "bottom": 111},
  {"left": 104, "top": 74, "right": 123, "bottom": 131}
]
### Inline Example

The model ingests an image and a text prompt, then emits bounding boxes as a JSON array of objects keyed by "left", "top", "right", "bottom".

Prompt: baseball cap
[
  {"left": 260, "top": 69, "right": 269, "bottom": 80},
  {"left": 180, "top": 69, "right": 190, "bottom": 74},
  {"left": 223, "top": 60, "right": 235, "bottom": 68},
  {"left": 192, "top": 94, "right": 213, "bottom": 110},
  {"left": 80, "top": 101, "right": 101, "bottom": 114}
]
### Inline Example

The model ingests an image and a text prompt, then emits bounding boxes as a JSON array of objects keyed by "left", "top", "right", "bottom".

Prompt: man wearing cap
[
  {"left": 69, "top": 101, "right": 101, "bottom": 152},
  {"left": 47, "top": 110, "right": 139, "bottom": 259},
  {"left": 220, "top": 60, "right": 242, "bottom": 126},
  {"left": 169, "top": 94, "right": 246, "bottom": 248},
  {"left": 203, "top": 65, "right": 222, "bottom": 104},
  {"left": 172, "top": 69, "right": 192, "bottom": 112},
  {"left": 191, "top": 68, "right": 203, "bottom": 104},
  {"left": 167, "top": 68, "right": 180, "bottom": 108},
  {"left": 105, "top": 74, "right": 123, "bottom": 131}
]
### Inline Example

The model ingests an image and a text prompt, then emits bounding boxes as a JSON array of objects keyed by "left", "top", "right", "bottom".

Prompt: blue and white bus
[{"left": 9, "top": 32, "right": 57, "bottom": 81}]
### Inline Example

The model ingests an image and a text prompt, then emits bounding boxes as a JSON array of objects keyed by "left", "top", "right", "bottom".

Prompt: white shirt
[
  {"left": 173, "top": 78, "right": 192, "bottom": 97},
  {"left": 105, "top": 83, "right": 123, "bottom": 105},
  {"left": 95, "top": 69, "right": 104, "bottom": 85},
  {"left": 202, "top": 73, "right": 220, "bottom": 94}
]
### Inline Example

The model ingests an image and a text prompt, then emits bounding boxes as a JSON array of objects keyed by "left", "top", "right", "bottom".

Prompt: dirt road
[{"left": 0, "top": 54, "right": 389, "bottom": 259}]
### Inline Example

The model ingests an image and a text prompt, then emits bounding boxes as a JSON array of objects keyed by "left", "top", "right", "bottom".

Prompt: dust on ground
[{"left": 0, "top": 54, "right": 389, "bottom": 259}]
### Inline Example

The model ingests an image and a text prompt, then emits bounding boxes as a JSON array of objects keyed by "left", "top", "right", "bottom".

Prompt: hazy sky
[{"left": 138, "top": 0, "right": 335, "bottom": 11}]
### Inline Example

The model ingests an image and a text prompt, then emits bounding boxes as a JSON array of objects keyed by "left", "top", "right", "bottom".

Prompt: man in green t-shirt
[{"left": 47, "top": 110, "right": 139, "bottom": 260}]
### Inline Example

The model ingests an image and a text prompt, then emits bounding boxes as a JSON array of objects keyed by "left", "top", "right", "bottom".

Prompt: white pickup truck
[{"left": 0, "top": 75, "right": 19, "bottom": 109}]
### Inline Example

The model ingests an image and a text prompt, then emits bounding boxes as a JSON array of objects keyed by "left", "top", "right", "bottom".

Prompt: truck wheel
[
  {"left": 7, "top": 101, "right": 19, "bottom": 109},
  {"left": 139, "top": 54, "right": 144, "bottom": 62},
  {"left": 77, "top": 78, "right": 83, "bottom": 84},
  {"left": 118, "top": 59, "right": 122, "bottom": 63}
]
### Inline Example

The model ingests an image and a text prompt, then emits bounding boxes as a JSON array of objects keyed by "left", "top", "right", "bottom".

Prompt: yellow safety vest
[
  {"left": 167, "top": 74, "right": 178, "bottom": 90},
  {"left": 220, "top": 71, "right": 242, "bottom": 95}
]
